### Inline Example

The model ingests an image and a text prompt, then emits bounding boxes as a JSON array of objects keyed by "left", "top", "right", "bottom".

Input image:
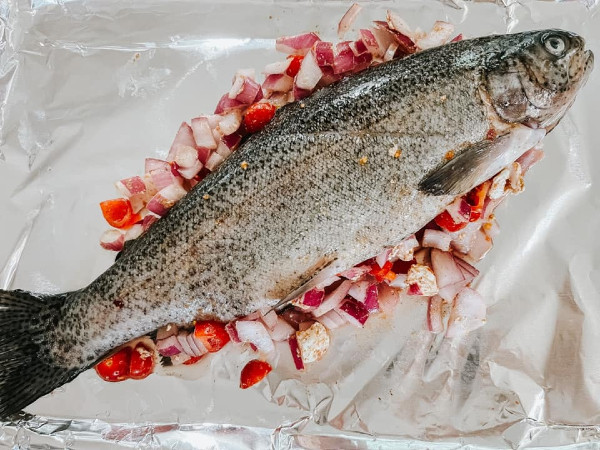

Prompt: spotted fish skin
[{"left": 0, "top": 29, "right": 592, "bottom": 416}]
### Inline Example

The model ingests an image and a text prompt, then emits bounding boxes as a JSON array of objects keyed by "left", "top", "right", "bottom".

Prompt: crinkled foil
[{"left": 0, "top": 0, "right": 599, "bottom": 448}]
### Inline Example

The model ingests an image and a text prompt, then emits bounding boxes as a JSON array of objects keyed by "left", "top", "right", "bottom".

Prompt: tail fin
[{"left": 0, "top": 289, "right": 81, "bottom": 418}]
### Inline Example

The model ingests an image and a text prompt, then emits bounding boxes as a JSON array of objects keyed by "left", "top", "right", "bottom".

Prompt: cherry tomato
[
  {"left": 286, "top": 55, "right": 304, "bottom": 77},
  {"left": 369, "top": 260, "right": 394, "bottom": 283},
  {"left": 194, "top": 320, "right": 230, "bottom": 353},
  {"left": 99, "top": 198, "right": 139, "bottom": 229},
  {"left": 240, "top": 359, "right": 272, "bottom": 389},
  {"left": 95, "top": 346, "right": 132, "bottom": 382},
  {"left": 434, "top": 210, "right": 467, "bottom": 232},
  {"left": 465, "top": 181, "right": 491, "bottom": 222},
  {"left": 243, "top": 102, "right": 277, "bottom": 134},
  {"left": 129, "top": 342, "right": 155, "bottom": 380},
  {"left": 183, "top": 355, "right": 204, "bottom": 365}
]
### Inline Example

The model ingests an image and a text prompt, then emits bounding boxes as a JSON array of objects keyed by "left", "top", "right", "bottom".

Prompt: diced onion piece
[
  {"left": 430, "top": 249, "right": 463, "bottom": 288},
  {"left": 406, "top": 264, "right": 438, "bottom": 296},
  {"left": 99, "top": 229, "right": 125, "bottom": 251},
  {"left": 170, "top": 353, "right": 191, "bottom": 366},
  {"left": 276, "top": 32, "right": 321, "bottom": 55},
  {"left": 317, "top": 309, "right": 346, "bottom": 330},
  {"left": 215, "top": 140, "right": 233, "bottom": 159},
  {"left": 359, "top": 29, "right": 381, "bottom": 56},
  {"left": 267, "top": 317, "right": 295, "bottom": 341},
  {"left": 450, "top": 221, "right": 480, "bottom": 254},
  {"left": 336, "top": 297, "right": 370, "bottom": 327},
  {"left": 489, "top": 168, "right": 510, "bottom": 200},
  {"left": 446, "top": 197, "right": 471, "bottom": 223},
  {"left": 259, "top": 308, "right": 278, "bottom": 330},
  {"left": 225, "top": 321, "right": 241, "bottom": 343},
  {"left": 295, "top": 50, "right": 322, "bottom": 90},
  {"left": 387, "top": 272, "right": 407, "bottom": 289},
  {"left": 296, "top": 322, "right": 330, "bottom": 364},
  {"left": 348, "top": 280, "right": 370, "bottom": 302},
  {"left": 156, "top": 323, "right": 179, "bottom": 340},
  {"left": 386, "top": 10, "right": 413, "bottom": 38},
  {"left": 214, "top": 93, "right": 244, "bottom": 115},
  {"left": 313, "top": 41, "right": 335, "bottom": 67},
  {"left": 124, "top": 224, "right": 143, "bottom": 241},
  {"left": 262, "top": 74, "right": 294, "bottom": 93},
  {"left": 416, "top": 21, "right": 454, "bottom": 50},
  {"left": 230, "top": 75, "right": 261, "bottom": 105},
  {"left": 189, "top": 333, "right": 209, "bottom": 356},
  {"left": 482, "top": 217, "right": 500, "bottom": 240},
  {"left": 371, "top": 26, "right": 396, "bottom": 57},
  {"left": 454, "top": 256, "right": 479, "bottom": 281},
  {"left": 168, "top": 122, "right": 196, "bottom": 161},
  {"left": 390, "top": 234, "right": 419, "bottom": 261},
  {"left": 205, "top": 152, "right": 225, "bottom": 171},
  {"left": 146, "top": 183, "right": 187, "bottom": 216},
  {"left": 185, "top": 333, "right": 203, "bottom": 357},
  {"left": 116, "top": 176, "right": 146, "bottom": 197},
  {"left": 422, "top": 229, "right": 452, "bottom": 251},
  {"left": 149, "top": 167, "right": 179, "bottom": 191},
  {"left": 236, "top": 320, "right": 275, "bottom": 354},
  {"left": 174, "top": 145, "right": 203, "bottom": 180},
  {"left": 375, "top": 248, "right": 391, "bottom": 268},
  {"left": 145, "top": 158, "right": 170, "bottom": 174},
  {"left": 377, "top": 284, "right": 401, "bottom": 313},
  {"left": 338, "top": 265, "right": 370, "bottom": 281},
  {"left": 312, "top": 280, "right": 352, "bottom": 317},
  {"left": 191, "top": 117, "right": 217, "bottom": 150},
  {"left": 288, "top": 336, "right": 304, "bottom": 370},
  {"left": 263, "top": 60, "right": 291, "bottom": 75},
  {"left": 363, "top": 284, "right": 379, "bottom": 312},
  {"left": 466, "top": 230, "right": 493, "bottom": 263},
  {"left": 142, "top": 214, "right": 158, "bottom": 231},
  {"left": 176, "top": 333, "right": 194, "bottom": 356},
  {"left": 333, "top": 41, "right": 355, "bottom": 74},
  {"left": 337, "top": 3, "right": 362, "bottom": 39},
  {"left": 427, "top": 296, "right": 445, "bottom": 333},
  {"left": 446, "top": 287, "right": 486, "bottom": 338},
  {"left": 451, "top": 34, "right": 463, "bottom": 42},
  {"left": 516, "top": 148, "right": 544, "bottom": 174},
  {"left": 293, "top": 288, "right": 325, "bottom": 310},
  {"left": 217, "top": 110, "right": 242, "bottom": 136},
  {"left": 414, "top": 247, "right": 431, "bottom": 266},
  {"left": 293, "top": 85, "right": 311, "bottom": 101}
]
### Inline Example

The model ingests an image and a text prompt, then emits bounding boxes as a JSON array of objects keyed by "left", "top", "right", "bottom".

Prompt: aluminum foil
[{"left": 0, "top": 0, "right": 599, "bottom": 448}]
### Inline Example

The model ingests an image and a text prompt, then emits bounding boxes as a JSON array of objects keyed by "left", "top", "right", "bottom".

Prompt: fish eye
[{"left": 543, "top": 34, "right": 566, "bottom": 57}]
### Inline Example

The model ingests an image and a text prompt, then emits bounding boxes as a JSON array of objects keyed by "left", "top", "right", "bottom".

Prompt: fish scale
[{"left": 0, "top": 29, "right": 592, "bottom": 416}]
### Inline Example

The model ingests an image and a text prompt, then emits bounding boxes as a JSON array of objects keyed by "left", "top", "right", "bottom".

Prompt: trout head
[{"left": 484, "top": 29, "right": 593, "bottom": 130}]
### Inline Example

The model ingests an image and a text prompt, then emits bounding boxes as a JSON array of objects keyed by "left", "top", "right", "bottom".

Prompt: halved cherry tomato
[
  {"left": 194, "top": 320, "right": 230, "bottom": 353},
  {"left": 240, "top": 359, "right": 272, "bottom": 389},
  {"left": 465, "top": 181, "right": 491, "bottom": 222},
  {"left": 95, "top": 346, "right": 132, "bottom": 382},
  {"left": 434, "top": 210, "right": 467, "bottom": 232},
  {"left": 243, "top": 102, "right": 277, "bottom": 134},
  {"left": 99, "top": 198, "right": 139, "bottom": 229},
  {"left": 369, "top": 260, "right": 394, "bottom": 283},
  {"left": 129, "top": 342, "right": 155, "bottom": 380},
  {"left": 183, "top": 355, "right": 204, "bottom": 365},
  {"left": 286, "top": 55, "right": 304, "bottom": 77}
]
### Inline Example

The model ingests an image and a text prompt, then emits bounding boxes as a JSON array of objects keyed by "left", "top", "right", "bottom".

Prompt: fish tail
[{"left": 0, "top": 289, "right": 80, "bottom": 418}]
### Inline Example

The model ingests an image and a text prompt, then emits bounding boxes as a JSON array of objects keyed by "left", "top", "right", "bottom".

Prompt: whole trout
[{"left": 0, "top": 29, "right": 592, "bottom": 416}]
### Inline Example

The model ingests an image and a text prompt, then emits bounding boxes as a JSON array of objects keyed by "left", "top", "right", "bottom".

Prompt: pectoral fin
[{"left": 419, "top": 126, "right": 546, "bottom": 196}]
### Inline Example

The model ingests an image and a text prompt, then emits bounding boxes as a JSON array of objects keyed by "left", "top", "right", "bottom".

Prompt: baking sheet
[{"left": 0, "top": 0, "right": 599, "bottom": 448}]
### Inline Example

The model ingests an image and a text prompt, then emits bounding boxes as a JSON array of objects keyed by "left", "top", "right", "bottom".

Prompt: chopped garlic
[
  {"left": 489, "top": 168, "right": 510, "bottom": 199},
  {"left": 296, "top": 322, "right": 330, "bottom": 364}
]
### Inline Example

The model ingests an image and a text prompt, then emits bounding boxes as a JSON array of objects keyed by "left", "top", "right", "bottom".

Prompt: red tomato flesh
[
  {"left": 434, "top": 210, "right": 467, "bottom": 232},
  {"left": 240, "top": 359, "right": 272, "bottom": 389},
  {"left": 99, "top": 198, "right": 139, "bottom": 229},
  {"left": 95, "top": 346, "right": 132, "bottom": 382},
  {"left": 129, "top": 342, "right": 155, "bottom": 380},
  {"left": 194, "top": 320, "right": 230, "bottom": 353},
  {"left": 243, "top": 102, "right": 277, "bottom": 134},
  {"left": 286, "top": 55, "right": 304, "bottom": 77}
]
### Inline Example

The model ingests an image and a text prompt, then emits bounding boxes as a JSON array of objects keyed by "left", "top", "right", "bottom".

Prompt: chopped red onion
[
  {"left": 350, "top": 39, "right": 368, "bottom": 56},
  {"left": 348, "top": 280, "right": 370, "bottom": 302},
  {"left": 427, "top": 296, "right": 445, "bottom": 333},
  {"left": 262, "top": 73, "right": 294, "bottom": 93},
  {"left": 313, "top": 41, "right": 335, "bottom": 66},
  {"left": 336, "top": 297, "right": 370, "bottom": 327},
  {"left": 416, "top": 21, "right": 454, "bottom": 50},
  {"left": 145, "top": 158, "right": 170, "bottom": 174},
  {"left": 333, "top": 41, "right": 356, "bottom": 74},
  {"left": 375, "top": 248, "right": 391, "bottom": 268},
  {"left": 408, "top": 283, "right": 423, "bottom": 295},
  {"left": 363, "top": 284, "right": 379, "bottom": 312},
  {"left": 466, "top": 230, "right": 493, "bottom": 263},
  {"left": 359, "top": 29, "right": 380, "bottom": 56},
  {"left": 446, "top": 197, "right": 471, "bottom": 223},
  {"left": 406, "top": 264, "right": 438, "bottom": 296},
  {"left": 176, "top": 333, "right": 194, "bottom": 356},
  {"left": 214, "top": 93, "right": 245, "bottom": 115},
  {"left": 276, "top": 32, "right": 321, "bottom": 55},
  {"left": 414, "top": 248, "right": 431, "bottom": 266},
  {"left": 99, "top": 229, "right": 125, "bottom": 251},
  {"left": 264, "top": 60, "right": 291, "bottom": 75},
  {"left": 225, "top": 321, "right": 241, "bottom": 343},
  {"left": 377, "top": 285, "right": 401, "bottom": 313},
  {"left": 312, "top": 280, "right": 352, "bottom": 317},
  {"left": 215, "top": 140, "right": 233, "bottom": 159},
  {"left": 146, "top": 183, "right": 187, "bottom": 216},
  {"left": 168, "top": 122, "right": 196, "bottom": 161},
  {"left": 288, "top": 336, "right": 304, "bottom": 370},
  {"left": 222, "top": 132, "right": 243, "bottom": 150},
  {"left": 449, "top": 221, "right": 480, "bottom": 254},
  {"left": 116, "top": 176, "right": 146, "bottom": 198},
  {"left": 142, "top": 214, "right": 158, "bottom": 231},
  {"left": 234, "top": 77, "right": 261, "bottom": 104},
  {"left": 292, "top": 84, "right": 311, "bottom": 101},
  {"left": 295, "top": 50, "right": 322, "bottom": 90},
  {"left": 390, "top": 234, "right": 419, "bottom": 261},
  {"left": 338, "top": 265, "right": 370, "bottom": 281},
  {"left": 294, "top": 288, "right": 325, "bottom": 310},
  {"left": 438, "top": 281, "right": 469, "bottom": 303},
  {"left": 191, "top": 117, "right": 217, "bottom": 150},
  {"left": 174, "top": 145, "right": 203, "bottom": 180},
  {"left": 370, "top": 26, "right": 396, "bottom": 57},
  {"left": 218, "top": 110, "right": 242, "bottom": 136},
  {"left": 451, "top": 34, "right": 463, "bottom": 43},
  {"left": 267, "top": 317, "right": 295, "bottom": 341},
  {"left": 446, "top": 287, "right": 486, "bottom": 338},
  {"left": 317, "top": 309, "right": 346, "bottom": 330},
  {"left": 454, "top": 256, "right": 479, "bottom": 281},
  {"left": 337, "top": 3, "right": 362, "bottom": 39},
  {"left": 235, "top": 320, "right": 275, "bottom": 354},
  {"left": 186, "top": 333, "right": 206, "bottom": 357},
  {"left": 157, "top": 335, "right": 183, "bottom": 357},
  {"left": 385, "top": 10, "right": 413, "bottom": 39},
  {"left": 259, "top": 308, "right": 278, "bottom": 330},
  {"left": 387, "top": 272, "right": 407, "bottom": 289},
  {"left": 124, "top": 224, "right": 144, "bottom": 241},
  {"left": 205, "top": 152, "right": 225, "bottom": 172},
  {"left": 422, "top": 229, "right": 452, "bottom": 251},
  {"left": 430, "top": 249, "right": 463, "bottom": 289}
]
